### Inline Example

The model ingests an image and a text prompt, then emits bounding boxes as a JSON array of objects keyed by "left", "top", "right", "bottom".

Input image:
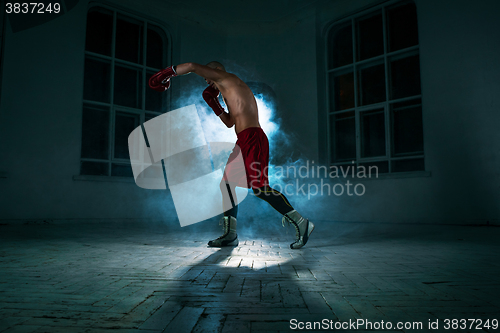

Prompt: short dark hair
[{"left": 206, "top": 61, "right": 225, "bottom": 71}]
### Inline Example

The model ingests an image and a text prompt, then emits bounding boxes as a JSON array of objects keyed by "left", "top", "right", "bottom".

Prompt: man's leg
[
  {"left": 252, "top": 186, "right": 292, "bottom": 215},
  {"left": 207, "top": 181, "right": 239, "bottom": 247},
  {"left": 253, "top": 186, "right": 314, "bottom": 249},
  {"left": 223, "top": 181, "right": 238, "bottom": 218}
]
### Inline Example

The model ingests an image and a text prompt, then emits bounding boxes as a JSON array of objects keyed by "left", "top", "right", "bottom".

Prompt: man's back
[
  {"left": 163, "top": 62, "right": 260, "bottom": 133},
  {"left": 211, "top": 72, "right": 261, "bottom": 133}
]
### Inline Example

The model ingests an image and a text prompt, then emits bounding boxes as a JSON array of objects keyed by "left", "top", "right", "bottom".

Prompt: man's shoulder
[
  {"left": 224, "top": 72, "right": 240, "bottom": 80},
  {"left": 221, "top": 73, "right": 246, "bottom": 86}
]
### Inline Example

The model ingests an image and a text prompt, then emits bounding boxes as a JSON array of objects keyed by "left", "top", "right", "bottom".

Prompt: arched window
[
  {"left": 80, "top": 6, "right": 169, "bottom": 177},
  {"left": 326, "top": 1, "right": 424, "bottom": 174}
]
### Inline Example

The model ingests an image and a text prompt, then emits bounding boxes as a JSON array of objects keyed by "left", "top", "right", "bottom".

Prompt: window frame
[
  {"left": 80, "top": 4, "right": 171, "bottom": 178},
  {"left": 325, "top": 0, "right": 424, "bottom": 174}
]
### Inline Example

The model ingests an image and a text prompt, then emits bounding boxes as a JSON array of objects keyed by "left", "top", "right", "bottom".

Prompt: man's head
[
  {"left": 205, "top": 61, "right": 225, "bottom": 86},
  {"left": 206, "top": 61, "right": 225, "bottom": 72}
]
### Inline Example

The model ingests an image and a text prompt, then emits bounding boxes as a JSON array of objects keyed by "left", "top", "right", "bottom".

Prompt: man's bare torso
[{"left": 213, "top": 74, "right": 260, "bottom": 134}]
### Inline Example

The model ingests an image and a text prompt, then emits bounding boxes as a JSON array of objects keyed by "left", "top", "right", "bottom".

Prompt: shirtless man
[{"left": 149, "top": 62, "right": 314, "bottom": 249}]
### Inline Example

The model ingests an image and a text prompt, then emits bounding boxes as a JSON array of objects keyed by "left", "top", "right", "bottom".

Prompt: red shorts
[{"left": 222, "top": 127, "right": 269, "bottom": 189}]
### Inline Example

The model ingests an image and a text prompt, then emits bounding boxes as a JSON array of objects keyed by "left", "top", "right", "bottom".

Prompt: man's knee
[{"left": 253, "top": 186, "right": 273, "bottom": 198}]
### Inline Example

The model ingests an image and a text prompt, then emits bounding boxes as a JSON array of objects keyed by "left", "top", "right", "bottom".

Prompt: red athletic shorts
[{"left": 222, "top": 127, "right": 269, "bottom": 189}]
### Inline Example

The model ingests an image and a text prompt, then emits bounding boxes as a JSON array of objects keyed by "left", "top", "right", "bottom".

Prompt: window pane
[
  {"left": 331, "top": 71, "right": 354, "bottom": 111},
  {"left": 392, "top": 158, "right": 424, "bottom": 172},
  {"left": 147, "top": 27, "right": 166, "bottom": 69},
  {"left": 358, "top": 161, "right": 389, "bottom": 174},
  {"left": 146, "top": 70, "right": 165, "bottom": 112},
  {"left": 361, "top": 109, "right": 386, "bottom": 158},
  {"left": 387, "top": 2, "right": 419, "bottom": 52},
  {"left": 328, "top": 23, "right": 353, "bottom": 69},
  {"left": 114, "top": 112, "right": 140, "bottom": 159},
  {"left": 330, "top": 112, "right": 356, "bottom": 162},
  {"left": 356, "top": 12, "right": 383, "bottom": 61},
  {"left": 81, "top": 161, "right": 108, "bottom": 176},
  {"left": 390, "top": 55, "right": 421, "bottom": 99},
  {"left": 83, "top": 58, "right": 111, "bottom": 103},
  {"left": 392, "top": 100, "right": 424, "bottom": 155},
  {"left": 111, "top": 163, "right": 134, "bottom": 177},
  {"left": 81, "top": 104, "right": 109, "bottom": 159},
  {"left": 115, "top": 15, "right": 144, "bottom": 64},
  {"left": 85, "top": 8, "right": 113, "bottom": 56},
  {"left": 358, "top": 63, "right": 386, "bottom": 106},
  {"left": 114, "top": 65, "right": 143, "bottom": 108}
]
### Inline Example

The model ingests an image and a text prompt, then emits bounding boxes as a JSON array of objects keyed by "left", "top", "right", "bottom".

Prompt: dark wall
[{"left": 0, "top": 0, "right": 499, "bottom": 225}]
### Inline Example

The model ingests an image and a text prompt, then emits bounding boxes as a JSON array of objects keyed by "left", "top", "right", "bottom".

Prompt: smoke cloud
[{"left": 147, "top": 62, "right": 348, "bottom": 240}]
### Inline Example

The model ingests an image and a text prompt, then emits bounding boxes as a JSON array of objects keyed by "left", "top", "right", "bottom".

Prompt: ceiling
[{"left": 157, "top": 0, "right": 324, "bottom": 28}]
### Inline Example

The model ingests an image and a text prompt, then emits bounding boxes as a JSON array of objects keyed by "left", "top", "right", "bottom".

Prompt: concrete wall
[
  {"left": 313, "top": 0, "right": 500, "bottom": 224},
  {"left": 0, "top": 0, "right": 499, "bottom": 225},
  {"left": 0, "top": 0, "right": 224, "bottom": 223},
  {"left": 225, "top": 15, "right": 318, "bottom": 160}
]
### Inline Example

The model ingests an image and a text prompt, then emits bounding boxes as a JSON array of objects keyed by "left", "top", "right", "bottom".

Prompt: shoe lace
[
  {"left": 281, "top": 215, "right": 288, "bottom": 228},
  {"left": 282, "top": 215, "right": 299, "bottom": 239},
  {"left": 216, "top": 217, "right": 230, "bottom": 239}
]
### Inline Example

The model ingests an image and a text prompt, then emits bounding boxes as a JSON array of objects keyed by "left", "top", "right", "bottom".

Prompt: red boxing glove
[
  {"left": 148, "top": 66, "right": 177, "bottom": 92},
  {"left": 203, "top": 85, "right": 225, "bottom": 116}
]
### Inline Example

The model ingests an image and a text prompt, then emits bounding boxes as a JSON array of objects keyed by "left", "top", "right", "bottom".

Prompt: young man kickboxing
[{"left": 148, "top": 62, "right": 314, "bottom": 249}]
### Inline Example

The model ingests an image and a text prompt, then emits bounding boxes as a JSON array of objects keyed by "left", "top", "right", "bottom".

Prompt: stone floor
[{"left": 0, "top": 220, "right": 499, "bottom": 333}]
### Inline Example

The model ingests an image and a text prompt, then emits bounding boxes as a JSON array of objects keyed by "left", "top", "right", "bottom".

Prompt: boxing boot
[
  {"left": 208, "top": 216, "right": 238, "bottom": 247},
  {"left": 282, "top": 210, "right": 314, "bottom": 249}
]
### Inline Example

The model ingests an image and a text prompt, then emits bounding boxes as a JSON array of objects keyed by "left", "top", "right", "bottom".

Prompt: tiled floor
[{"left": 0, "top": 221, "right": 499, "bottom": 332}]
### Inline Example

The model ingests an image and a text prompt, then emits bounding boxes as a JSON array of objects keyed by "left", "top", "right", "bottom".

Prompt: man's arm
[
  {"left": 149, "top": 63, "right": 228, "bottom": 92},
  {"left": 202, "top": 85, "right": 235, "bottom": 128},
  {"left": 175, "top": 63, "right": 226, "bottom": 82},
  {"left": 219, "top": 111, "right": 235, "bottom": 128}
]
